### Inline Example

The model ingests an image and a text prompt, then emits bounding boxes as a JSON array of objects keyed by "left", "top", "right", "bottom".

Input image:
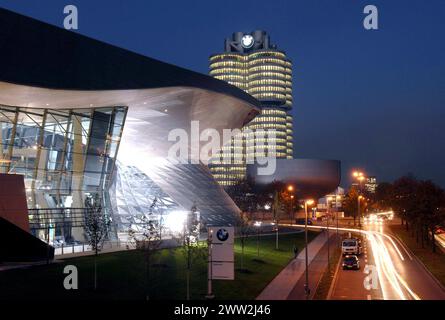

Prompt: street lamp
[
  {"left": 335, "top": 195, "right": 341, "bottom": 242},
  {"left": 357, "top": 195, "right": 364, "bottom": 230},
  {"left": 353, "top": 171, "right": 364, "bottom": 178},
  {"left": 304, "top": 199, "right": 314, "bottom": 300},
  {"left": 290, "top": 195, "right": 294, "bottom": 220},
  {"left": 287, "top": 185, "right": 294, "bottom": 221},
  {"left": 272, "top": 190, "right": 279, "bottom": 250},
  {"left": 326, "top": 196, "right": 332, "bottom": 271},
  {"left": 352, "top": 170, "right": 366, "bottom": 227},
  {"left": 352, "top": 172, "right": 365, "bottom": 189},
  {"left": 254, "top": 221, "right": 262, "bottom": 257}
]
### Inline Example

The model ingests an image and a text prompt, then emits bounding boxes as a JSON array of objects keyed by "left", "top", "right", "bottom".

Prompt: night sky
[{"left": 1, "top": 0, "right": 444, "bottom": 188}]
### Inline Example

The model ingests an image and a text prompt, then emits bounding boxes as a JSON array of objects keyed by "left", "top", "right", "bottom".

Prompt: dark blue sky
[{"left": 1, "top": 0, "right": 444, "bottom": 187}]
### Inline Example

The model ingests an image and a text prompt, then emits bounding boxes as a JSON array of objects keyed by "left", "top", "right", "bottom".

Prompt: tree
[
  {"left": 177, "top": 203, "right": 206, "bottom": 300},
  {"left": 434, "top": 205, "right": 445, "bottom": 252},
  {"left": 272, "top": 190, "right": 281, "bottom": 250},
  {"left": 84, "top": 193, "right": 111, "bottom": 290},
  {"left": 373, "top": 182, "right": 394, "bottom": 211},
  {"left": 414, "top": 180, "right": 444, "bottom": 252},
  {"left": 378, "top": 175, "right": 445, "bottom": 253},
  {"left": 248, "top": 180, "right": 297, "bottom": 249},
  {"left": 127, "top": 198, "right": 162, "bottom": 300},
  {"left": 270, "top": 187, "right": 286, "bottom": 250},
  {"left": 236, "top": 211, "right": 251, "bottom": 272},
  {"left": 391, "top": 176, "right": 419, "bottom": 230},
  {"left": 226, "top": 178, "right": 257, "bottom": 219},
  {"left": 343, "top": 187, "right": 360, "bottom": 225}
]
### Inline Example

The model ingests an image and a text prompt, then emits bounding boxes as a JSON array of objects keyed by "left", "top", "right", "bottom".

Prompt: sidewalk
[
  {"left": 287, "top": 233, "right": 337, "bottom": 300},
  {"left": 256, "top": 231, "right": 332, "bottom": 300}
]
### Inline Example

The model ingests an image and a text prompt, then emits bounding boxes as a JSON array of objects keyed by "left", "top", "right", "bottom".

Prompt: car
[
  {"left": 295, "top": 218, "right": 313, "bottom": 225},
  {"left": 252, "top": 221, "right": 262, "bottom": 227},
  {"left": 436, "top": 226, "right": 445, "bottom": 234},
  {"left": 342, "top": 238, "right": 362, "bottom": 255},
  {"left": 342, "top": 255, "right": 360, "bottom": 270}
]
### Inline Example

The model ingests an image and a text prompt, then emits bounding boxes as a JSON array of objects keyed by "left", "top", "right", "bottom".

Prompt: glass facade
[
  {"left": 110, "top": 162, "right": 182, "bottom": 242},
  {"left": 110, "top": 160, "right": 242, "bottom": 242},
  {"left": 208, "top": 31, "right": 294, "bottom": 186},
  {"left": 0, "top": 104, "right": 127, "bottom": 243}
]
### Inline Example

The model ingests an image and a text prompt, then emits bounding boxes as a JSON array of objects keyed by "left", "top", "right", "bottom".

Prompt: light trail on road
[
  {"left": 280, "top": 222, "right": 421, "bottom": 300},
  {"left": 436, "top": 234, "right": 445, "bottom": 250},
  {"left": 371, "top": 232, "right": 408, "bottom": 299},
  {"left": 367, "top": 232, "right": 389, "bottom": 300},
  {"left": 381, "top": 233, "right": 405, "bottom": 261}
]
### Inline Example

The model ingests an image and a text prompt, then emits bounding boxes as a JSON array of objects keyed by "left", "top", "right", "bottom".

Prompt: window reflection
[{"left": 0, "top": 105, "right": 127, "bottom": 242}]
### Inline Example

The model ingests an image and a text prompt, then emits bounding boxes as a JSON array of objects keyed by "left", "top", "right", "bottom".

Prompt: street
[
  {"left": 329, "top": 234, "right": 382, "bottom": 300},
  {"left": 284, "top": 219, "right": 445, "bottom": 300},
  {"left": 329, "top": 221, "right": 445, "bottom": 300}
]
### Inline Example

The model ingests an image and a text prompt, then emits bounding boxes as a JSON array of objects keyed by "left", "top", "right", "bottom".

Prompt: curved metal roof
[{"left": 0, "top": 8, "right": 259, "bottom": 109}]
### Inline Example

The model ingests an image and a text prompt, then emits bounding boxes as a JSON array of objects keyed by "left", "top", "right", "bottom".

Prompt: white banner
[{"left": 208, "top": 227, "right": 234, "bottom": 280}]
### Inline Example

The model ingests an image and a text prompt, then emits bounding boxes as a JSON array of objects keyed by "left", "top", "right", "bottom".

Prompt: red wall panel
[{"left": 0, "top": 173, "right": 29, "bottom": 232}]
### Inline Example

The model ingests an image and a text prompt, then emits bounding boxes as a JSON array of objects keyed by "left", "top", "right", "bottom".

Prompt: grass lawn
[
  {"left": 390, "top": 224, "right": 445, "bottom": 287},
  {"left": 0, "top": 231, "right": 317, "bottom": 300},
  {"left": 313, "top": 240, "right": 341, "bottom": 300}
]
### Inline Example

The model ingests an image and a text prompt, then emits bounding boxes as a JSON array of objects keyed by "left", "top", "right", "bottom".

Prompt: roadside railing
[{"left": 53, "top": 240, "right": 126, "bottom": 256}]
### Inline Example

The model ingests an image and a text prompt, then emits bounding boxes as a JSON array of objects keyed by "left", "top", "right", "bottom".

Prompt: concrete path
[
  {"left": 287, "top": 234, "right": 337, "bottom": 300},
  {"left": 257, "top": 231, "right": 332, "bottom": 300}
]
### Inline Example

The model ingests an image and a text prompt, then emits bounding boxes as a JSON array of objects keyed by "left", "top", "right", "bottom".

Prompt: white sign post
[{"left": 206, "top": 227, "right": 234, "bottom": 299}]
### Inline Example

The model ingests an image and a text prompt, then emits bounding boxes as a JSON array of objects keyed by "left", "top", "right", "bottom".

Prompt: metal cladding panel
[
  {"left": 246, "top": 159, "right": 341, "bottom": 199},
  {"left": 0, "top": 8, "right": 258, "bottom": 108},
  {"left": 0, "top": 9, "right": 260, "bottom": 162}
]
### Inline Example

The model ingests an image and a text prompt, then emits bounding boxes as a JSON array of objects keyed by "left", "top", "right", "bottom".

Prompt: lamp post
[
  {"left": 257, "top": 226, "right": 260, "bottom": 257},
  {"left": 358, "top": 177, "right": 364, "bottom": 228},
  {"left": 290, "top": 195, "right": 294, "bottom": 220},
  {"left": 352, "top": 171, "right": 366, "bottom": 227},
  {"left": 304, "top": 199, "right": 314, "bottom": 300},
  {"left": 335, "top": 194, "right": 341, "bottom": 244},
  {"left": 206, "top": 229, "right": 214, "bottom": 299},
  {"left": 254, "top": 221, "right": 262, "bottom": 257},
  {"left": 326, "top": 196, "right": 331, "bottom": 271},
  {"left": 357, "top": 195, "right": 364, "bottom": 232},
  {"left": 271, "top": 191, "right": 279, "bottom": 250},
  {"left": 287, "top": 185, "right": 294, "bottom": 222}
]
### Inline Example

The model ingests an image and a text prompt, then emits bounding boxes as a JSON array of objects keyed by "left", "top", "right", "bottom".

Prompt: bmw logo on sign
[{"left": 216, "top": 228, "right": 229, "bottom": 242}]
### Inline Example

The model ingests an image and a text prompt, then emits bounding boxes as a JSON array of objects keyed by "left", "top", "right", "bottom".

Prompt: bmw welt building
[{"left": 0, "top": 8, "right": 260, "bottom": 252}]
